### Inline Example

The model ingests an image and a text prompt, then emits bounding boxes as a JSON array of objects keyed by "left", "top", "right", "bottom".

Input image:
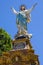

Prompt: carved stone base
[
  {"left": 0, "top": 49, "right": 39, "bottom": 65},
  {"left": 0, "top": 35, "right": 40, "bottom": 65}
]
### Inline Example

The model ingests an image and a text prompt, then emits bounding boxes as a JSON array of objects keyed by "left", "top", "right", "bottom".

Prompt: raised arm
[
  {"left": 29, "top": 3, "right": 37, "bottom": 13},
  {"left": 24, "top": 3, "right": 37, "bottom": 14},
  {"left": 11, "top": 7, "right": 18, "bottom": 14}
]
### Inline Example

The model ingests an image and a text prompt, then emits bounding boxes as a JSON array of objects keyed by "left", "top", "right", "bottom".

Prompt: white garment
[
  {"left": 11, "top": 3, "right": 36, "bottom": 14},
  {"left": 11, "top": 4, "right": 36, "bottom": 23}
]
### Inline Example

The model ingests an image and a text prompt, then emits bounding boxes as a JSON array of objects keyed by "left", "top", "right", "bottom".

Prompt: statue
[{"left": 11, "top": 3, "right": 37, "bottom": 39}]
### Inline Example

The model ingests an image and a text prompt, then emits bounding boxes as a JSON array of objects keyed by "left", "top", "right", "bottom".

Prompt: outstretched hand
[
  {"left": 11, "top": 7, "right": 13, "bottom": 10},
  {"left": 33, "top": 3, "right": 37, "bottom": 8}
]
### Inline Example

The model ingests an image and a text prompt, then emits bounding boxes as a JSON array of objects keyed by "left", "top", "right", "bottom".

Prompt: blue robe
[{"left": 16, "top": 13, "right": 27, "bottom": 30}]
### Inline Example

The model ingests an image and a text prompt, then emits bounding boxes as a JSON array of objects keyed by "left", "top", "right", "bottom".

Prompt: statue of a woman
[{"left": 11, "top": 3, "right": 37, "bottom": 38}]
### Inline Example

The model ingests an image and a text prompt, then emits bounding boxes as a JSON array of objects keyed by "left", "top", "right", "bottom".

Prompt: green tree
[{"left": 0, "top": 28, "right": 12, "bottom": 54}]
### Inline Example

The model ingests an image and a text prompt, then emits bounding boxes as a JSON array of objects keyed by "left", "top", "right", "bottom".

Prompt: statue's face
[{"left": 21, "top": 6, "right": 25, "bottom": 11}]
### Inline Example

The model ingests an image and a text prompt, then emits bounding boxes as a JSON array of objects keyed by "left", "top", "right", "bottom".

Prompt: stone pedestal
[{"left": 0, "top": 35, "right": 40, "bottom": 65}]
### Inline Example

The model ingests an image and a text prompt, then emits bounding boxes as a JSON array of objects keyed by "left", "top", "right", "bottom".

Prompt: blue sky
[{"left": 0, "top": 0, "right": 43, "bottom": 65}]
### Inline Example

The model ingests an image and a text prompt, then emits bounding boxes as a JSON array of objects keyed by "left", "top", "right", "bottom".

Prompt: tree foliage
[{"left": 0, "top": 28, "right": 12, "bottom": 54}]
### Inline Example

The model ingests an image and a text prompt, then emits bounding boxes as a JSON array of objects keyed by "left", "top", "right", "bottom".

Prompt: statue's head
[{"left": 20, "top": 5, "right": 26, "bottom": 11}]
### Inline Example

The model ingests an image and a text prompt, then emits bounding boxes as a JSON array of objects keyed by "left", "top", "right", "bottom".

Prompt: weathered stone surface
[{"left": 0, "top": 49, "right": 39, "bottom": 65}]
